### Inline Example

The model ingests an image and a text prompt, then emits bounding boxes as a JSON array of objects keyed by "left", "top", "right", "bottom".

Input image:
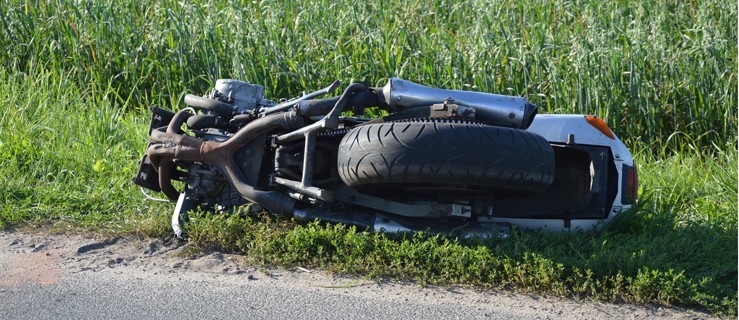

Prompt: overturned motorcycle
[{"left": 134, "top": 78, "right": 638, "bottom": 238}]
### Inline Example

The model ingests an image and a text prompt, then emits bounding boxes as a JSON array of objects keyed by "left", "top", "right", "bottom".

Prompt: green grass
[
  {"left": 181, "top": 150, "right": 737, "bottom": 316},
  {"left": 0, "top": 0, "right": 736, "bottom": 316},
  {"left": 0, "top": 67, "right": 171, "bottom": 236},
  {"left": 1, "top": 0, "right": 735, "bottom": 152}
]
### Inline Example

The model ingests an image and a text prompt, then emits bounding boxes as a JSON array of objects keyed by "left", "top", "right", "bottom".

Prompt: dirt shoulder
[{"left": 0, "top": 231, "right": 719, "bottom": 319}]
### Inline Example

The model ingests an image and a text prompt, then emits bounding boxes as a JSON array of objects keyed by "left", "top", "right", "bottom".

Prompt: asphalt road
[
  {"left": 1, "top": 268, "right": 526, "bottom": 320},
  {"left": 0, "top": 232, "right": 713, "bottom": 320}
]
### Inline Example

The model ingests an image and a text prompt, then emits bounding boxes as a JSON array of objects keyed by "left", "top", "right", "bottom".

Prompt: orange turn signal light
[{"left": 585, "top": 116, "right": 615, "bottom": 140}]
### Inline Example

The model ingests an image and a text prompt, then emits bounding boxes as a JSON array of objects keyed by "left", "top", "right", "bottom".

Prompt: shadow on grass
[
  {"left": 172, "top": 182, "right": 738, "bottom": 317},
  {"left": 193, "top": 200, "right": 735, "bottom": 315},
  {"left": 488, "top": 205, "right": 736, "bottom": 313}
]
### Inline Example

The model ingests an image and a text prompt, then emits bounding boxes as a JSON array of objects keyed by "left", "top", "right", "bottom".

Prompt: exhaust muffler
[{"left": 380, "top": 78, "right": 537, "bottom": 129}]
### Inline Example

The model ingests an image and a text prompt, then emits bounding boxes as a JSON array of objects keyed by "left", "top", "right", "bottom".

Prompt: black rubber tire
[{"left": 337, "top": 120, "right": 555, "bottom": 194}]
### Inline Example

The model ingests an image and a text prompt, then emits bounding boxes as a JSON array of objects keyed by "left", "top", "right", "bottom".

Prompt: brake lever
[{"left": 261, "top": 80, "right": 341, "bottom": 115}]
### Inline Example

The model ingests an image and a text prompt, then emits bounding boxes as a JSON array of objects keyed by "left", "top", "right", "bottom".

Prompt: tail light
[{"left": 622, "top": 163, "right": 639, "bottom": 204}]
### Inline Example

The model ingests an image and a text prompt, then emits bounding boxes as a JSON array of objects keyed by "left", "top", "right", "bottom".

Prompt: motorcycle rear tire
[{"left": 337, "top": 120, "right": 555, "bottom": 194}]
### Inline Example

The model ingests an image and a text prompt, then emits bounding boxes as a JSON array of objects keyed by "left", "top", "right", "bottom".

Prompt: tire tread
[{"left": 338, "top": 121, "right": 555, "bottom": 193}]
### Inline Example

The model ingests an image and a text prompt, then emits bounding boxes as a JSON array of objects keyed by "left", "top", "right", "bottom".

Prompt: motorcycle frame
[{"left": 135, "top": 79, "right": 636, "bottom": 237}]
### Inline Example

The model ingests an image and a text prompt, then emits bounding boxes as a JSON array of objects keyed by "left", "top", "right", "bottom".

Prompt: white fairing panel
[{"left": 492, "top": 115, "right": 635, "bottom": 232}]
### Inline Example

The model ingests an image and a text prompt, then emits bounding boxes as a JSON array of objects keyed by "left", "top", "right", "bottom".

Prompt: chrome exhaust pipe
[{"left": 380, "top": 78, "right": 537, "bottom": 129}]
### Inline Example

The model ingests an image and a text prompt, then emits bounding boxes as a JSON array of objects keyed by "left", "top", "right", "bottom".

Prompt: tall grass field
[{"left": 0, "top": 0, "right": 736, "bottom": 316}]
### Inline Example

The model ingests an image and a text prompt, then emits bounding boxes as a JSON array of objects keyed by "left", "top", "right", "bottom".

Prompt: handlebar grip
[
  {"left": 298, "top": 91, "right": 382, "bottom": 116},
  {"left": 297, "top": 97, "right": 340, "bottom": 116}
]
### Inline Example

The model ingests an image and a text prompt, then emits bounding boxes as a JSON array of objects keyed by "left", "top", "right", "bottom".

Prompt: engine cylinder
[{"left": 214, "top": 79, "right": 265, "bottom": 112}]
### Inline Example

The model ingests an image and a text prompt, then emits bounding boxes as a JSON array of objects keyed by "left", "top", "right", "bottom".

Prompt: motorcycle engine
[
  {"left": 210, "top": 79, "right": 266, "bottom": 113},
  {"left": 183, "top": 79, "right": 271, "bottom": 212}
]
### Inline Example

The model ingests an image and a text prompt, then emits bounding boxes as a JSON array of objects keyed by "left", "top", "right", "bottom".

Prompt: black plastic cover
[{"left": 133, "top": 106, "right": 176, "bottom": 191}]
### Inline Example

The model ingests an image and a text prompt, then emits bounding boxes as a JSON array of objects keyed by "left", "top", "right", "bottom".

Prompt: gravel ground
[{"left": 0, "top": 232, "right": 719, "bottom": 319}]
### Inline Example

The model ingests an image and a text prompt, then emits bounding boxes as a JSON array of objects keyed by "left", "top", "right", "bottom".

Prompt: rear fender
[{"left": 497, "top": 114, "right": 636, "bottom": 231}]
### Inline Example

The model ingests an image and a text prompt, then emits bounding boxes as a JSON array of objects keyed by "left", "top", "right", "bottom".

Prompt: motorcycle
[{"left": 133, "top": 78, "right": 638, "bottom": 238}]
